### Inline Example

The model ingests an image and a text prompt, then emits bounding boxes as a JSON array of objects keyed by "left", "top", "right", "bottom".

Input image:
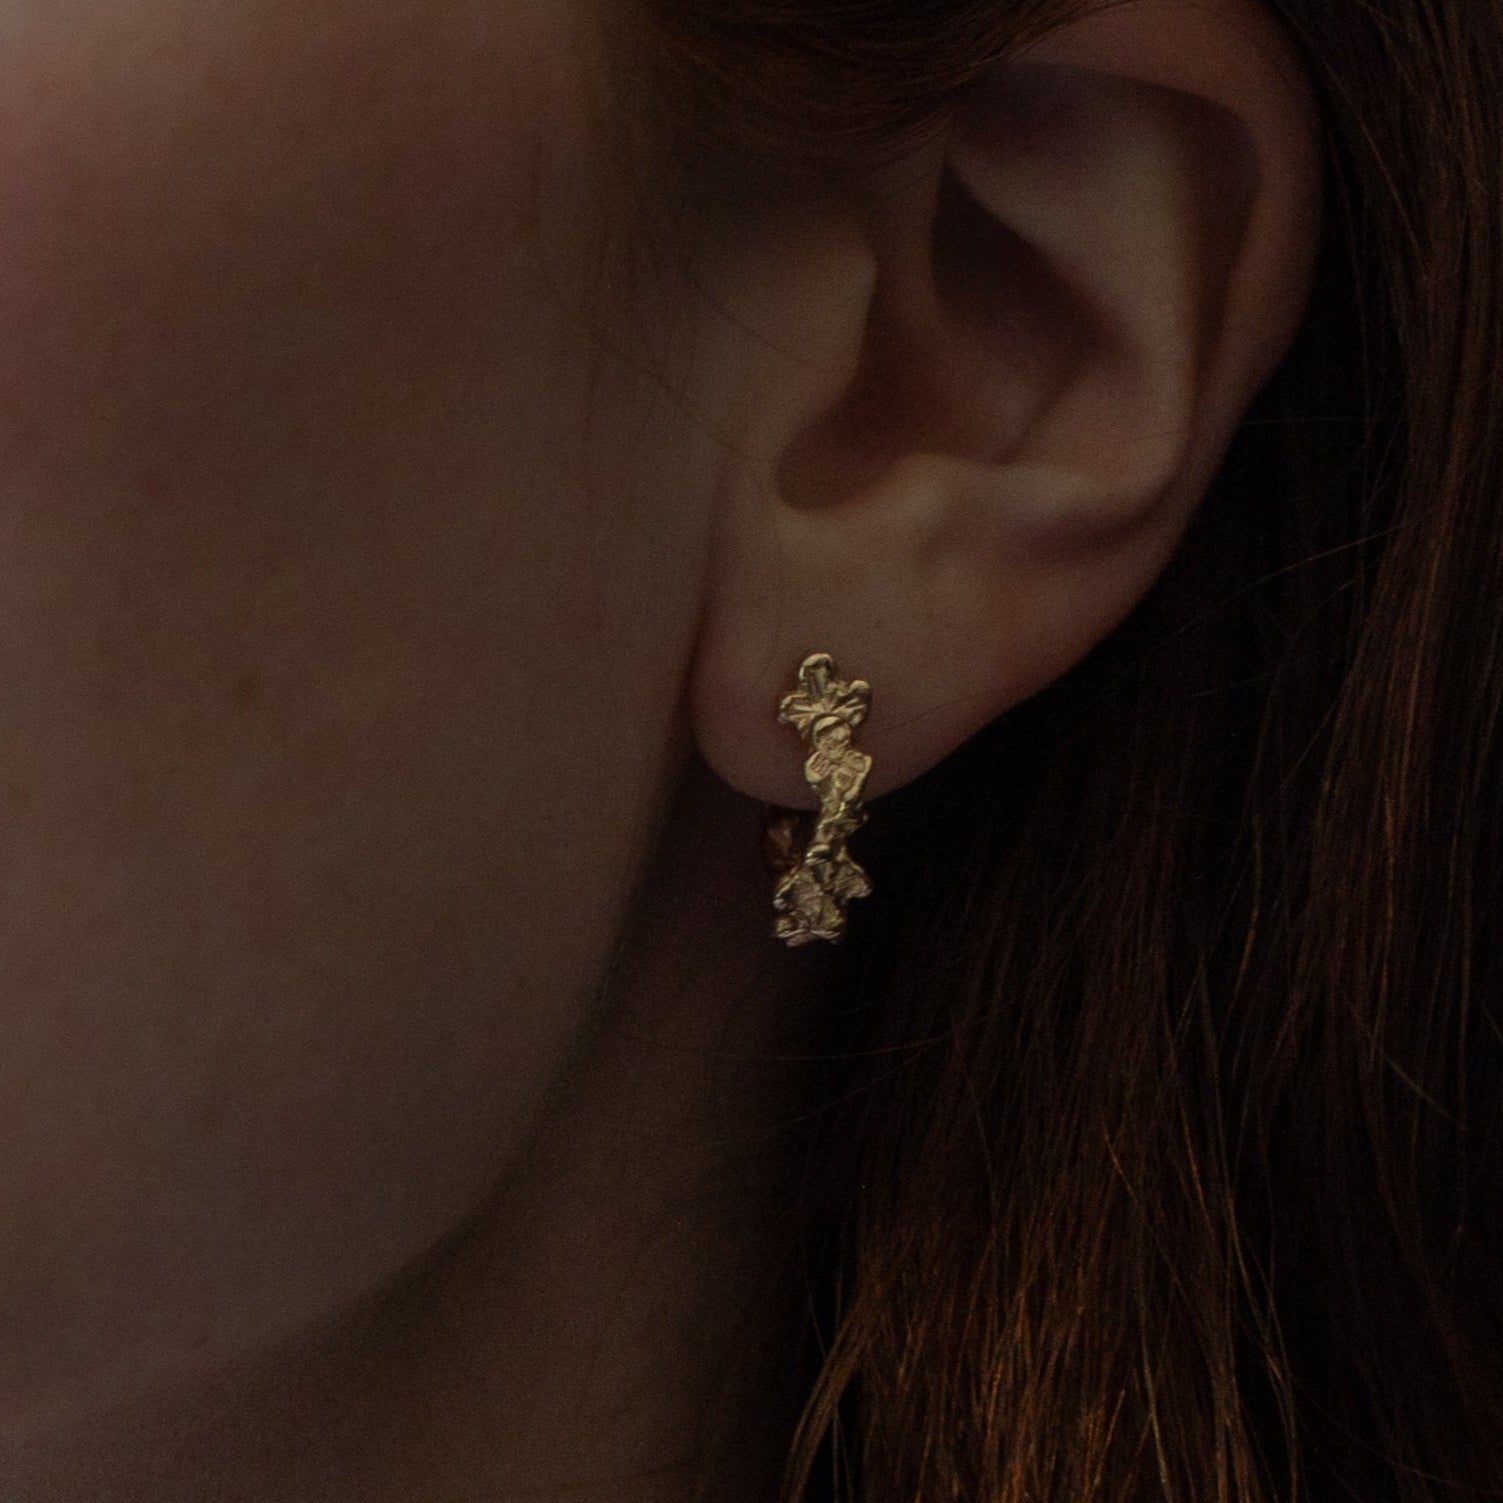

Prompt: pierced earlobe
[{"left": 763, "top": 653, "right": 875, "bottom": 946}]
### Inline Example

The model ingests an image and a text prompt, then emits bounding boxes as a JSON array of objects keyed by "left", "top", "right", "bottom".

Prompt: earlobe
[{"left": 689, "top": 0, "right": 1322, "bottom": 811}]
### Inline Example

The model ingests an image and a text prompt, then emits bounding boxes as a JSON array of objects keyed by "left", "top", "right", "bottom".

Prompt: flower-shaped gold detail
[{"left": 764, "top": 653, "right": 874, "bottom": 946}]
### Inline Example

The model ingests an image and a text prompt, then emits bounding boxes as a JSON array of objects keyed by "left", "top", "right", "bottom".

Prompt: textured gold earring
[{"left": 764, "top": 653, "right": 874, "bottom": 946}]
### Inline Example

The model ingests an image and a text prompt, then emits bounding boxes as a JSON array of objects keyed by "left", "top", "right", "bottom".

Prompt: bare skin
[
  {"left": 0, "top": 4, "right": 802, "bottom": 1492},
  {"left": 5, "top": 755, "right": 828, "bottom": 1502},
  {"left": 0, "top": 0, "right": 1320, "bottom": 1496}
]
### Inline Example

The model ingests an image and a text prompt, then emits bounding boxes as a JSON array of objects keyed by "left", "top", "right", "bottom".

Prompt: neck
[{"left": 2, "top": 756, "right": 834, "bottom": 1502}]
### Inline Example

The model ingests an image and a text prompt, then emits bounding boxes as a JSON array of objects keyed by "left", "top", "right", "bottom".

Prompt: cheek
[
  {"left": 0, "top": 0, "right": 683, "bottom": 1437},
  {"left": 0, "top": 0, "right": 568, "bottom": 459}
]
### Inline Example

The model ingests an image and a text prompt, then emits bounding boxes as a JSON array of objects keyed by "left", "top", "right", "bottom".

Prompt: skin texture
[
  {"left": 0, "top": 0, "right": 1320, "bottom": 1496},
  {"left": 0, "top": 0, "right": 722, "bottom": 1441}
]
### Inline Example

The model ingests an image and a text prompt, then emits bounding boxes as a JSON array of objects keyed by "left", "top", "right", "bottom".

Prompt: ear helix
[{"left": 762, "top": 653, "right": 875, "bottom": 946}]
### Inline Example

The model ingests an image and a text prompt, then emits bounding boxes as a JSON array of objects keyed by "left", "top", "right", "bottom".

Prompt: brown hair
[{"left": 640, "top": 2, "right": 1503, "bottom": 1499}]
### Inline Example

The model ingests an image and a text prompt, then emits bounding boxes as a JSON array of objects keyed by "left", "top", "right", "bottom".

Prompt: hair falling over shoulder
[{"left": 637, "top": 2, "right": 1503, "bottom": 1499}]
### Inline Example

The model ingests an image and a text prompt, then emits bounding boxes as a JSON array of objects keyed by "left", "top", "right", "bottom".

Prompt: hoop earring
[{"left": 763, "top": 653, "right": 874, "bottom": 947}]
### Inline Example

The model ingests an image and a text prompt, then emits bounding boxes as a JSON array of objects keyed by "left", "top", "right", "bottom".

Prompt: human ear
[{"left": 687, "top": 0, "right": 1321, "bottom": 810}]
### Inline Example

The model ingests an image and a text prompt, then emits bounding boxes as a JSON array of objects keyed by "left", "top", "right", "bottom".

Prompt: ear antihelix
[{"left": 690, "top": 0, "right": 1318, "bottom": 838}]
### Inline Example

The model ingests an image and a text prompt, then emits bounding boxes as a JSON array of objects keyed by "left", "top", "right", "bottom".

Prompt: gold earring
[{"left": 763, "top": 653, "right": 875, "bottom": 947}]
